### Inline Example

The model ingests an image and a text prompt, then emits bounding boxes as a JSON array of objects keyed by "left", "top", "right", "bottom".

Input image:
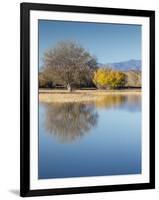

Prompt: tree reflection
[
  {"left": 95, "top": 94, "right": 141, "bottom": 112},
  {"left": 43, "top": 94, "right": 141, "bottom": 143},
  {"left": 122, "top": 95, "right": 141, "bottom": 112},
  {"left": 95, "top": 95, "right": 126, "bottom": 109},
  {"left": 44, "top": 103, "right": 98, "bottom": 143}
]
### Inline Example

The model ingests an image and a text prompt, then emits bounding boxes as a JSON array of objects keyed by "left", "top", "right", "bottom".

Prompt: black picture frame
[{"left": 20, "top": 2, "right": 155, "bottom": 197}]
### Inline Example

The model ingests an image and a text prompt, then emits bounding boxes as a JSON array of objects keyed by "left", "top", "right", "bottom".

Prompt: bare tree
[{"left": 42, "top": 41, "right": 97, "bottom": 91}]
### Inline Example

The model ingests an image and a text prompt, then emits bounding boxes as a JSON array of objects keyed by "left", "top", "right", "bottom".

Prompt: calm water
[{"left": 39, "top": 94, "right": 141, "bottom": 179}]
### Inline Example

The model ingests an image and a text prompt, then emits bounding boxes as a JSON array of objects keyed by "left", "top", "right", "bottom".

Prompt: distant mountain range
[{"left": 98, "top": 59, "right": 141, "bottom": 71}]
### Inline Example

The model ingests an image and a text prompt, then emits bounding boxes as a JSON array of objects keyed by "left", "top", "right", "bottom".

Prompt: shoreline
[{"left": 39, "top": 89, "right": 141, "bottom": 103}]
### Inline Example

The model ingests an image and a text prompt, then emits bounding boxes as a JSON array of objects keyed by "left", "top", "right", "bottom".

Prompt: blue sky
[{"left": 39, "top": 20, "right": 141, "bottom": 68}]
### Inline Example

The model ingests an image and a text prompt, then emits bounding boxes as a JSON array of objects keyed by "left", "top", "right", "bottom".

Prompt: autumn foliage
[{"left": 93, "top": 68, "right": 127, "bottom": 89}]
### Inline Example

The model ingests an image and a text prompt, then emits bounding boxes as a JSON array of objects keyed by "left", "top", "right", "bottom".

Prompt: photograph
[
  {"left": 20, "top": 3, "right": 155, "bottom": 196},
  {"left": 38, "top": 20, "right": 142, "bottom": 179}
]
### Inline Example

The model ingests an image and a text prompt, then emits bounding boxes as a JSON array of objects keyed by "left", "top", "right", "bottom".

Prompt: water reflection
[
  {"left": 123, "top": 95, "right": 141, "bottom": 112},
  {"left": 39, "top": 94, "right": 141, "bottom": 179},
  {"left": 95, "top": 94, "right": 141, "bottom": 112},
  {"left": 43, "top": 94, "right": 141, "bottom": 143},
  {"left": 44, "top": 103, "right": 98, "bottom": 143},
  {"left": 95, "top": 95, "right": 126, "bottom": 109}
]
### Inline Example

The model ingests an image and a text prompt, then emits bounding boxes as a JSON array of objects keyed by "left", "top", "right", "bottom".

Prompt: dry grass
[{"left": 39, "top": 89, "right": 141, "bottom": 103}]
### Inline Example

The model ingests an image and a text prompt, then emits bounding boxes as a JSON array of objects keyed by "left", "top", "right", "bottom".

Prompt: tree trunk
[{"left": 67, "top": 83, "right": 72, "bottom": 92}]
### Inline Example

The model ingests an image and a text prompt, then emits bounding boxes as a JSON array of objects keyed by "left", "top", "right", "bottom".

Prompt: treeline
[
  {"left": 39, "top": 41, "right": 141, "bottom": 91},
  {"left": 39, "top": 68, "right": 141, "bottom": 89}
]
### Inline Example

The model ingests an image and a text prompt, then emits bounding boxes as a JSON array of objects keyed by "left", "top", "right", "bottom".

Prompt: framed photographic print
[{"left": 20, "top": 2, "right": 155, "bottom": 197}]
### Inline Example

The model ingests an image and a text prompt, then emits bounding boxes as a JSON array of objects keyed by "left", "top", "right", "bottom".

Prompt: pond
[{"left": 38, "top": 94, "right": 141, "bottom": 179}]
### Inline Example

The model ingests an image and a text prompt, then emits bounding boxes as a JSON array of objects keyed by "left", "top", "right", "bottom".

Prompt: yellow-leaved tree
[
  {"left": 93, "top": 68, "right": 111, "bottom": 89},
  {"left": 93, "top": 68, "right": 127, "bottom": 89},
  {"left": 108, "top": 70, "right": 127, "bottom": 89}
]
